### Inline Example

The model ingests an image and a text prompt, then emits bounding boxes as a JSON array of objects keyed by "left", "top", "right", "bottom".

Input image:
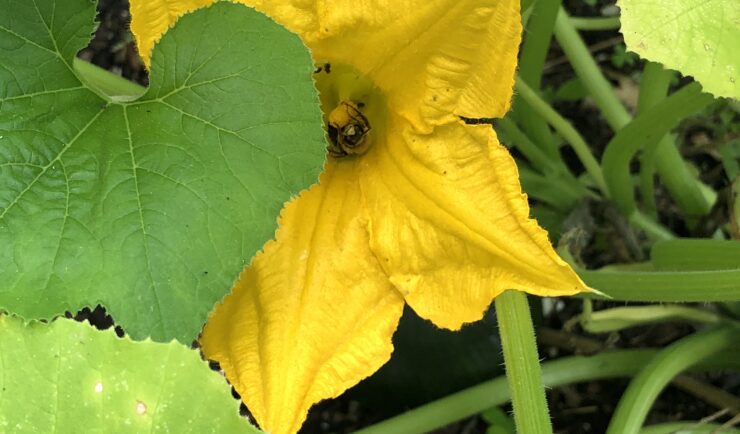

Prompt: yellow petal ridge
[
  {"left": 359, "top": 115, "right": 589, "bottom": 330},
  {"left": 200, "top": 161, "right": 405, "bottom": 434},
  {"left": 306, "top": 0, "right": 522, "bottom": 129}
]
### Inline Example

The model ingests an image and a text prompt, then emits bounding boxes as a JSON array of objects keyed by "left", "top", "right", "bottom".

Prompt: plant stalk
[
  {"left": 515, "top": 77, "right": 608, "bottom": 194},
  {"left": 606, "top": 326, "right": 740, "bottom": 434},
  {"left": 515, "top": 0, "right": 562, "bottom": 158},
  {"left": 495, "top": 290, "right": 553, "bottom": 434},
  {"left": 553, "top": 9, "right": 712, "bottom": 218},
  {"left": 569, "top": 16, "right": 621, "bottom": 31},
  {"left": 578, "top": 268, "right": 740, "bottom": 302},
  {"left": 640, "top": 422, "right": 740, "bottom": 434},
  {"left": 352, "top": 349, "right": 740, "bottom": 434}
]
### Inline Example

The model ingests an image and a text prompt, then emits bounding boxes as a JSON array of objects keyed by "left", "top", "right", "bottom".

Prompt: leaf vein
[
  {"left": 38, "top": 159, "right": 71, "bottom": 293},
  {"left": 122, "top": 105, "right": 167, "bottom": 338},
  {"left": 0, "top": 107, "right": 105, "bottom": 220},
  {"left": 0, "top": 86, "right": 86, "bottom": 102}
]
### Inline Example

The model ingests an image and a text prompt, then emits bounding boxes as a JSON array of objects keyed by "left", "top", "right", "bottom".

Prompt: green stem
[
  {"left": 638, "top": 62, "right": 714, "bottom": 219},
  {"left": 496, "top": 117, "right": 593, "bottom": 206},
  {"left": 520, "top": 0, "right": 537, "bottom": 19},
  {"left": 641, "top": 422, "right": 740, "bottom": 434},
  {"left": 569, "top": 16, "right": 621, "bottom": 31},
  {"left": 353, "top": 349, "right": 740, "bottom": 434},
  {"left": 495, "top": 291, "right": 553, "bottom": 434},
  {"left": 579, "top": 268, "right": 740, "bottom": 302},
  {"left": 606, "top": 327, "right": 740, "bottom": 434},
  {"left": 553, "top": 8, "right": 631, "bottom": 130},
  {"left": 672, "top": 375, "right": 740, "bottom": 415},
  {"left": 638, "top": 140, "right": 660, "bottom": 219},
  {"left": 553, "top": 12, "right": 713, "bottom": 218},
  {"left": 518, "top": 0, "right": 561, "bottom": 86},
  {"left": 654, "top": 144, "right": 715, "bottom": 220},
  {"left": 637, "top": 62, "right": 674, "bottom": 218},
  {"left": 515, "top": 77, "right": 608, "bottom": 194},
  {"left": 496, "top": 117, "right": 558, "bottom": 174},
  {"left": 651, "top": 239, "right": 740, "bottom": 271},
  {"left": 602, "top": 82, "right": 713, "bottom": 215},
  {"left": 580, "top": 305, "right": 730, "bottom": 334},
  {"left": 518, "top": 164, "right": 587, "bottom": 211},
  {"left": 629, "top": 211, "right": 675, "bottom": 241},
  {"left": 515, "top": 0, "right": 562, "bottom": 158},
  {"left": 637, "top": 62, "right": 674, "bottom": 110}
]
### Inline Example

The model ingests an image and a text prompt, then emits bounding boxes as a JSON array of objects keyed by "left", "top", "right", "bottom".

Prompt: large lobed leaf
[
  {"left": 0, "top": 0, "right": 326, "bottom": 342},
  {"left": 0, "top": 315, "right": 261, "bottom": 433},
  {"left": 618, "top": 0, "right": 740, "bottom": 99}
]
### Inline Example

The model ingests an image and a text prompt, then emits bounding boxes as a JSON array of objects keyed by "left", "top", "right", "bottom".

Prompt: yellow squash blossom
[{"left": 130, "top": 1, "right": 589, "bottom": 433}]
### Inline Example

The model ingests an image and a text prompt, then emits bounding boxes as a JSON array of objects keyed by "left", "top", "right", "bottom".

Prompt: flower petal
[
  {"left": 359, "top": 116, "right": 589, "bottom": 330},
  {"left": 130, "top": 0, "right": 521, "bottom": 127},
  {"left": 251, "top": 0, "right": 522, "bottom": 129},
  {"left": 200, "top": 161, "right": 405, "bottom": 434},
  {"left": 129, "top": 0, "right": 214, "bottom": 66}
]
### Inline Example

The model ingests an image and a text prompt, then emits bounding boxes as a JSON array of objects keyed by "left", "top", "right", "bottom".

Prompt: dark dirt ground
[{"left": 74, "top": 1, "right": 739, "bottom": 433}]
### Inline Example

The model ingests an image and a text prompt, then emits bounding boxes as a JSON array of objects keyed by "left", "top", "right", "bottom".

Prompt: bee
[{"left": 327, "top": 101, "right": 371, "bottom": 158}]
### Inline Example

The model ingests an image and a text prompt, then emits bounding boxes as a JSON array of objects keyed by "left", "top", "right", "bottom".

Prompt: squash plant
[{"left": 1, "top": 0, "right": 739, "bottom": 433}]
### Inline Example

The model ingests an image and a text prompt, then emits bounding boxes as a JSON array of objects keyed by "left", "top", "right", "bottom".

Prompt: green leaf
[
  {"left": 0, "top": 1, "right": 326, "bottom": 342},
  {"left": 0, "top": 315, "right": 261, "bottom": 433},
  {"left": 641, "top": 423, "right": 740, "bottom": 434},
  {"left": 618, "top": 0, "right": 740, "bottom": 99}
]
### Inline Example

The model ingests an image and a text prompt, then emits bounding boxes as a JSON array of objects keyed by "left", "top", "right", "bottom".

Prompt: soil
[{"left": 73, "top": 0, "right": 739, "bottom": 433}]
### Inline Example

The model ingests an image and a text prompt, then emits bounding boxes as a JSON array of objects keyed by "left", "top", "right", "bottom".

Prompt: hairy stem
[{"left": 495, "top": 291, "right": 553, "bottom": 434}]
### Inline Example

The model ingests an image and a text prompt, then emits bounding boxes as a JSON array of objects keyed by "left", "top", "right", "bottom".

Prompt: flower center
[
  {"left": 326, "top": 101, "right": 371, "bottom": 158},
  {"left": 313, "top": 63, "right": 385, "bottom": 159}
]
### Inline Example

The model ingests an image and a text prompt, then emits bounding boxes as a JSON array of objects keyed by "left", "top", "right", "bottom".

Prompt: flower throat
[{"left": 313, "top": 63, "right": 385, "bottom": 159}]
